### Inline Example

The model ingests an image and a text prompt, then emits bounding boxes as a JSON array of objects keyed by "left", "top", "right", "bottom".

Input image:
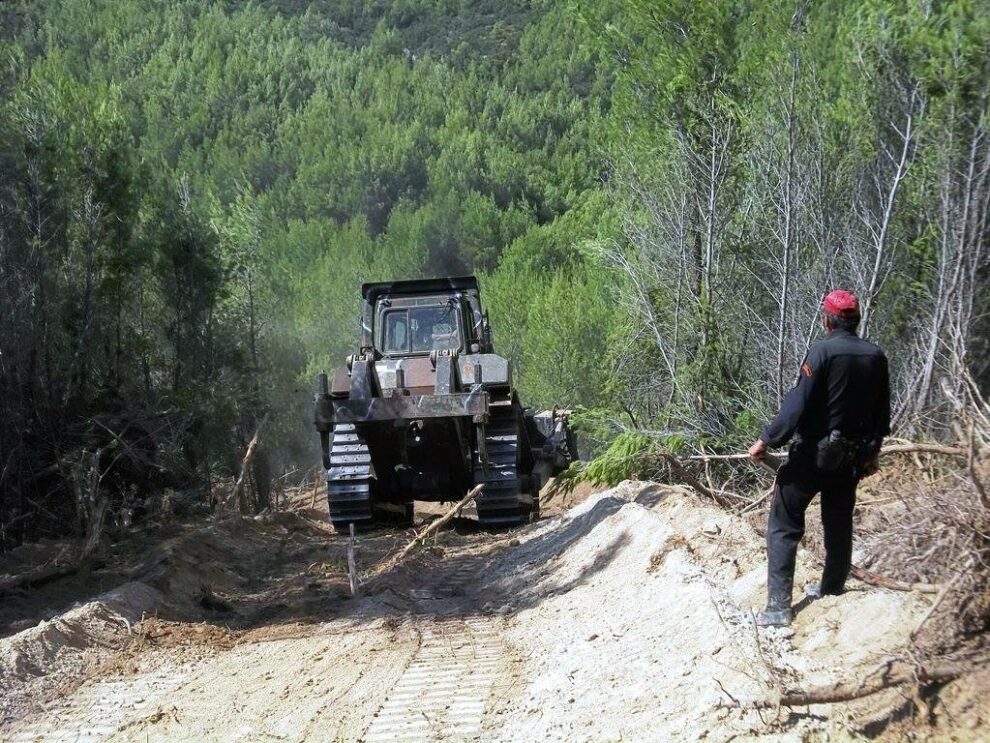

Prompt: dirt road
[{"left": 1, "top": 482, "right": 971, "bottom": 742}]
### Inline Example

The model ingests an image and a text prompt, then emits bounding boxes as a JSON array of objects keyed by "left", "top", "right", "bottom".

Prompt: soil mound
[
  {"left": 0, "top": 512, "right": 339, "bottom": 724},
  {"left": 488, "top": 482, "right": 931, "bottom": 742}
]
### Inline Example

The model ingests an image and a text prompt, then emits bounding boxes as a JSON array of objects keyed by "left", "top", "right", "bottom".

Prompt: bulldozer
[{"left": 313, "top": 277, "right": 576, "bottom": 529}]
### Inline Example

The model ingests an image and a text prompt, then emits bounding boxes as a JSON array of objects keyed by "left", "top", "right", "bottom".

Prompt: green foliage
[
  {"left": 576, "top": 431, "right": 656, "bottom": 488},
  {"left": 482, "top": 189, "right": 619, "bottom": 410}
]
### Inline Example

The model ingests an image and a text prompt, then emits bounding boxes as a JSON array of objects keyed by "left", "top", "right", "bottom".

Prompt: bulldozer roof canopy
[{"left": 362, "top": 276, "right": 480, "bottom": 302}]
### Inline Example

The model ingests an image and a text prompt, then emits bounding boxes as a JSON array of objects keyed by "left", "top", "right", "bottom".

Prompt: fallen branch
[
  {"left": 850, "top": 565, "right": 940, "bottom": 594},
  {"left": 660, "top": 454, "right": 726, "bottom": 506},
  {"left": 661, "top": 453, "right": 779, "bottom": 507},
  {"left": 681, "top": 453, "right": 782, "bottom": 473},
  {"left": 382, "top": 485, "right": 484, "bottom": 572},
  {"left": 682, "top": 453, "right": 754, "bottom": 462},
  {"left": 0, "top": 554, "right": 88, "bottom": 593},
  {"left": 722, "top": 660, "right": 967, "bottom": 709},
  {"left": 0, "top": 536, "right": 115, "bottom": 594},
  {"left": 739, "top": 489, "right": 773, "bottom": 515},
  {"left": 880, "top": 443, "right": 966, "bottom": 458},
  {"left": 683, "top": 443, "right": 965, "bottom": 463}
]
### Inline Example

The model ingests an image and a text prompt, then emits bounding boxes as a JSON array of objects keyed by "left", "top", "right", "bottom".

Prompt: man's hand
[
  {"left": 748, "top": 438, "right": 768, "bottom": 463},
  {"left": 860, "top": 455, "right": 880, "bottom": 478}
]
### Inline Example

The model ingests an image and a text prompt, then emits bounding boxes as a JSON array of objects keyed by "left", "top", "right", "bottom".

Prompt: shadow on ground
[
  {"left": 109, "top": 488, "right": 654, "bottom": 642},
  {"left": 1, "top": 485, "right": 661, "bottom": 669}
]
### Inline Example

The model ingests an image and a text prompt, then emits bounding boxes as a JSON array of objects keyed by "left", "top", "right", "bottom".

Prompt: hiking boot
[
  {"left": 805, "top": 583, "right": 843, "bottom": 599},
  {"left": 756, "top": 606, "right": 793, "bottom": 627}
]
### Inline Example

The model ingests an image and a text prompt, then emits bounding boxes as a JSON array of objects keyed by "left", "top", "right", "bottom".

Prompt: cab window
[
  {"left": 383, "top": 312, "right": 408, "bottom": 354},
  {"left": 382, "top": 305, "right": 461, "bottom": 354}
]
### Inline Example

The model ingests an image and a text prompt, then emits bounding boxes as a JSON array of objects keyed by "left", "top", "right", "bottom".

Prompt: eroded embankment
[{"left": 0, "top": 482, "right": 953, "bottom": 742}]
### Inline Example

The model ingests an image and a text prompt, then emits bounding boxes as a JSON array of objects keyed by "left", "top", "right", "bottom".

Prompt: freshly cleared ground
[{"left": 0, "top": 482, "right": 969, "bottom": 742}]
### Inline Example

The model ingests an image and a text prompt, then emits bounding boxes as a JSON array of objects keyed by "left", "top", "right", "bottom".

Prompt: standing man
[{"left": 748, "top": 290, "right": 890, "bottom": 627}]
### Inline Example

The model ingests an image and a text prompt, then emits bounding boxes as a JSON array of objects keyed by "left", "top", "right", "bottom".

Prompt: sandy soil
[{"left": 0, "top": 482, "right": 981, "bottom": 742}]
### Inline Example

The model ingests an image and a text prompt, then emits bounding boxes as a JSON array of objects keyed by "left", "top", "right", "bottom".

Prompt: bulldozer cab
[
  {"left": 361, "top": 277, "right": 492, "bottom": 357},
  {"left": 380, "top": 298, "right": 463, "bottom": 355}
]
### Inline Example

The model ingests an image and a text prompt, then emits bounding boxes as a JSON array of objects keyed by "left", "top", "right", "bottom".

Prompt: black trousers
[{"left": 766, "top": 456, "right": 858, "bottom": 607}]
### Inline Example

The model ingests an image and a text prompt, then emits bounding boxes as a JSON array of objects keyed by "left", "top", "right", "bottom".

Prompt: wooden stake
[{"left": 347, "top": 522, "right": 358, "bottom": 597}]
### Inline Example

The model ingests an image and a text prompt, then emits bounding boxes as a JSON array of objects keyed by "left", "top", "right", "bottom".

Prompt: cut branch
[
  {"left": 723, "top": 660, "right": 967, "bottom": 709},
  {"left": 849, "top": 565, "right": 939, "bottom": 594},
  {"left": 880, "top": 443, "right": 966, "bottom": 457},
  {"left": 383, "top": 485, "right": 484, "bottom": 572},
  {"left": 682, "top": 443, "right": 966, "bottom": 462}
]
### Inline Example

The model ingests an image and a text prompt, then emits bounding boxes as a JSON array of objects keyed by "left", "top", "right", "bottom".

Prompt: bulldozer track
[
  {"left": 474, "top": 402, "right": 527, "bottom": 526},
  {"left": 326, "top": 423, "right": 374, "bottom": 527}
]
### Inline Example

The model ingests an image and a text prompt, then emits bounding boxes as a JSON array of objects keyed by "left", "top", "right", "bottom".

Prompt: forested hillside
[
  {"left": 0, "top": 0, "right": 614, "bottom": 546},
  {"left": 1, "top": 0, "right": 988, "bottom": 548}
]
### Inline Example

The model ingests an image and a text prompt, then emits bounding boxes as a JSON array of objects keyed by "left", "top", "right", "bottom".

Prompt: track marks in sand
[
  {"left": 362, "top": 616, "right": 505, "bottom": 742},
  {"left": 360, "top": 550, "right": 514, "bottom": 742},
  {"left": 5, "top": 624, "right": 417, "bottom": 743}
]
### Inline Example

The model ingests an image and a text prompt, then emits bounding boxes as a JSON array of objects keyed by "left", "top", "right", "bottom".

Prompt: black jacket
[{"left": 761, "top": 328, "right": 891, "bottom": 450}]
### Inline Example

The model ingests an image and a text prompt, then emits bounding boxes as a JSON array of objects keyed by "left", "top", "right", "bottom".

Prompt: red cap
[{"left": 823, "top": 289, "right": 860, "bottom": 318}]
